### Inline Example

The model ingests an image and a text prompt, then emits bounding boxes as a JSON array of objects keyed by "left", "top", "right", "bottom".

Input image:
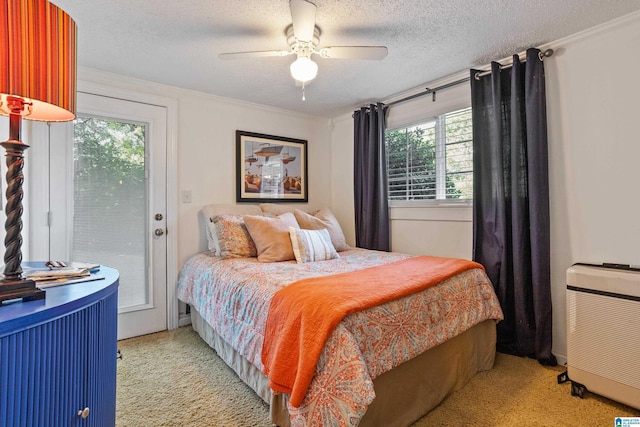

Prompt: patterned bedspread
[{"left": 176, "top": 248, "right": 503, "bottom": 426}]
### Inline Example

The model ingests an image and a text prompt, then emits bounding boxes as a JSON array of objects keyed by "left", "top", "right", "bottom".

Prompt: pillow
[
  {"left": 243, "top": 212, "right": 300, "bottom": 262},
  {"left": 212, "top": 214, "right": 257, "bottom": 258},
  {"left": 289, "top": 227, "right": 339, "bottom": 264},
  {"left": 293, "top": 208, "right": 350, "bottom": 252},
  {"left": 201, "top": 204, "right": 262, "bottom": 254}
]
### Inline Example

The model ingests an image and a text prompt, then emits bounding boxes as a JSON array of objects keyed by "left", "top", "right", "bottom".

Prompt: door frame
[{"left": 76, "top": 81, "right": 179, "bottom": 331}]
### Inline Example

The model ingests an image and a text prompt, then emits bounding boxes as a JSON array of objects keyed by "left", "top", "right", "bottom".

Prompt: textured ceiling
[{"left": 52, "top": 0, "right": 640, "bottom": 118}]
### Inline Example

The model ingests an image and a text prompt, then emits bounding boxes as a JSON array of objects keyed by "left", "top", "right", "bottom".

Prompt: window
[{"left": 386, "top": 107, "right": 472, "bottom": 203}]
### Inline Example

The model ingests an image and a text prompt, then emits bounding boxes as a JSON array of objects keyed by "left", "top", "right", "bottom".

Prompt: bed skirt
[{"left": 189, "top": 305, "right": 497, "bottom": 427}]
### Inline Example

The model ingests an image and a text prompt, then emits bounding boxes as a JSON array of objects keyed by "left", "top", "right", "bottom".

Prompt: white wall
[
  {"left": 546, "top": 12, "right": 640, "bottom": 362},
  {"left": 170, "top": 89, "right": 333, "bottom": 267},
  {"left": 331, "top": 10, "right": 640, "bottom": 364},
  {"left": 389, "top": 206, "right": 472, "bottom": 259},
  {"left": 74, "top": 69, "right": 333, "bottom": 272},
  {"left": 330, "top": 113, "right": 356, "bottom": 246}
]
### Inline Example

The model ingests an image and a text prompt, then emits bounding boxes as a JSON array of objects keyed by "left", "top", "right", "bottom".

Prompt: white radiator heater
[{"left": 564, "top": 264, "right": 640, "bottom": 409}]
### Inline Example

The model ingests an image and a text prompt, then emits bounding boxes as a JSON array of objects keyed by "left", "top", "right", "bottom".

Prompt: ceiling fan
[{"left": 218, "top": 0, "right": 388, "bottom": 98}]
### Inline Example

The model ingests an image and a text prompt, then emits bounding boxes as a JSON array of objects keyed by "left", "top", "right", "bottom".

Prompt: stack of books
[{"left": 25, "top": 262, "right": 101, "bottom": 288}]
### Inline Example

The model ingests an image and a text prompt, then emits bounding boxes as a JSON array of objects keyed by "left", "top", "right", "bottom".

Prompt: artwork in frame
[{"left": 236, "top": 130, "right": 308, "bottom": 203}]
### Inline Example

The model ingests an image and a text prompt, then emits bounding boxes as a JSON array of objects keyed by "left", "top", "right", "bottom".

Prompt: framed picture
[{"left": 236, "top": 130, "right": 308, "bottom": 203}]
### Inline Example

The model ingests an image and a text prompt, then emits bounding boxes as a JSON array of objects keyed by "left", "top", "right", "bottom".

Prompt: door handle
[{"left": 154, "top": 228, "right": 165, "bottom": 236}]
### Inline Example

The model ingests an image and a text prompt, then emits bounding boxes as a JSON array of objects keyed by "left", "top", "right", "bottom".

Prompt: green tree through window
[
  {"left": 385, "top": 108, "right": 472, "bottom": 202},
  {"left": 73, "top": 116, "right": 146, "bottom": 258}
]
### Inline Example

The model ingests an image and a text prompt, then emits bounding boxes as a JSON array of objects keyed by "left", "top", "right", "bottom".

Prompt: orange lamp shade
[{"left": 0, "top": 0, "right": 77, "bottom": 122}]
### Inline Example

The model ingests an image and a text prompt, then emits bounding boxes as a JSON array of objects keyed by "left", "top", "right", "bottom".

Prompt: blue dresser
[{"left": 0, "top": 265, "right": 119, "bottom": 427}]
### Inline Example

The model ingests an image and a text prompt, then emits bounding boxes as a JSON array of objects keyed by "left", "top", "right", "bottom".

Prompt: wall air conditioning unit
[{"left": 561, "top": 263, "right": 640, "bottom": 409}]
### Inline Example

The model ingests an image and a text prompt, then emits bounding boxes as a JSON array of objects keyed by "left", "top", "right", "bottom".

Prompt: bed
[{"left": 177, "top": 204, "right": 503, "bottom": 426}]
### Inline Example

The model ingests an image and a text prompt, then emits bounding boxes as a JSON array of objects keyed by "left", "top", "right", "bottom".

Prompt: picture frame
[{"left": 236, "top": 130, "right": 308, "bottom": 203}]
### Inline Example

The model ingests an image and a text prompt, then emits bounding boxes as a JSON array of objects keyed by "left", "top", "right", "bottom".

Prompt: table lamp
[{"left": 0, "top": 0, "right": 77, "bottom": 304}]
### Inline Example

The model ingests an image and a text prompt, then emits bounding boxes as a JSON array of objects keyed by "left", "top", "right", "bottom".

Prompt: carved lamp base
[{"left": 0, "top": 278, "right": 45, "bottom": 305}]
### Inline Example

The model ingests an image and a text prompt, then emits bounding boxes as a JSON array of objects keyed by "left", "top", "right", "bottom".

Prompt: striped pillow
[{"left": 288, "top": 227, "right": 339, "bottom": 264}]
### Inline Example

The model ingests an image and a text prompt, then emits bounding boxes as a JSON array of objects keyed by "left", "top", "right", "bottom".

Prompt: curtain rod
[
  {"left": 385, "top": 48, "right": 554, "bottom": 108},
  {"left": 385, "top": 77, "right": 470, "bottom": 107}
]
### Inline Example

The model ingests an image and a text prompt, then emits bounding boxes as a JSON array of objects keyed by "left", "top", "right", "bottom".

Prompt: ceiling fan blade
[
  {"left": 318, "top": 46, "right": 388, "bottom": 60},
  {"left": 218, "top": 50, "right": 293, "bottom": 60},
  {"left": 289, "top": 0, "right": 316, "bottom": 42}
]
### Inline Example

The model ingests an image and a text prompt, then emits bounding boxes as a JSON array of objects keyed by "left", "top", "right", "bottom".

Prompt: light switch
[{"left": 181, "top": 190, "right": 192, "bottom": 203}]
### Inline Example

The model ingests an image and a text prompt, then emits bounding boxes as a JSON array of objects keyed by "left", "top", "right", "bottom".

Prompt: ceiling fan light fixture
[{"left": 290, "top": 56, "right": 318, "bottom": 83}]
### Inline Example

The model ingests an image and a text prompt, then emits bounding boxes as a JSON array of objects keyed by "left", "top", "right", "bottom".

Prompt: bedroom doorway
[{"left": 46, "top": 92, "right": 168, "bottom": 339}]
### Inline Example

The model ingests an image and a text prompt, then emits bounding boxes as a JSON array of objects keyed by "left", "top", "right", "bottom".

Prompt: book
[
  {"left": 35, "top": 274, "right": 105, "bottom": 289},
  {"left": 26, "top": 268, "right": 91, "bottom": 281}
]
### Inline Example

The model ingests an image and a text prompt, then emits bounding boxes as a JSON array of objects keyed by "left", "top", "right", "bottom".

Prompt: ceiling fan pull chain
[{"left": 302, "top": 82, "right": 306, "bottom": 101}]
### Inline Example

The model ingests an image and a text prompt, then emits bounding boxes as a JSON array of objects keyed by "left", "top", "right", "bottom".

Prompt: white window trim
[{"left": 390, "top": 199, "right": 472, "bottom": 208}]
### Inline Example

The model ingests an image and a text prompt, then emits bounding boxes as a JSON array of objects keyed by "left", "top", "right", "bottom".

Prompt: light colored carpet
[
  {"left": 116, "top": 326, "right": 638, "bottom": 426},
  {"left": 116, "top": 327, "right": 269, "bottom": 426}
]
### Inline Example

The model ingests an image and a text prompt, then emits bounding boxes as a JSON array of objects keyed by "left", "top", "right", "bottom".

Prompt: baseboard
[{"left": 178, "top": 313, "right": 191, "bottom": 327}]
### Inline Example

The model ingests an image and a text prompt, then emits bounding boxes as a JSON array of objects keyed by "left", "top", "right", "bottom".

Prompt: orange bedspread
[{"left": 261, "top": 255, "right": 484, "bottom": 407}]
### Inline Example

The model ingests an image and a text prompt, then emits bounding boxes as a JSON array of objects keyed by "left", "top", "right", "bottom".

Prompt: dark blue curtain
[
  {"left": 471, "top": 48, "right": 556, "bottom": 365},
  {"left": 353, "top": 102, "right": 390, "bottom": 251}
]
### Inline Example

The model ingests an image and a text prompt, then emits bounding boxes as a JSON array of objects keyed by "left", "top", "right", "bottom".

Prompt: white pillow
[
  {"left": 288, "top": 227, "right": 339, "bottom": 264},
  {"left": 206, "top": 220, "right": 221, "bottom": 254}
]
